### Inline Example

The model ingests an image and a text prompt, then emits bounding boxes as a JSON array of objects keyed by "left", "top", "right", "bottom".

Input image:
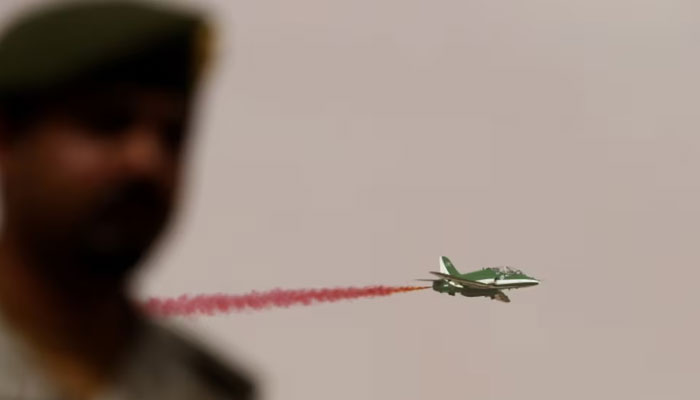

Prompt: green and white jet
[{"left": 421, "top": 256, "right": 540, "bottom": 303}]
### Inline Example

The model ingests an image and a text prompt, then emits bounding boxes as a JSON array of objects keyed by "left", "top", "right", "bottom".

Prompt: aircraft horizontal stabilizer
[{"left": 429, "top": 271, "right": 493, "bottom": 289}]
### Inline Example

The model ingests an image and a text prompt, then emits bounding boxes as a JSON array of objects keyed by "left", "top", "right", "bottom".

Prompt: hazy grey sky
[{"left": 3, "top": 0, "right": 699, "bottom": 399}]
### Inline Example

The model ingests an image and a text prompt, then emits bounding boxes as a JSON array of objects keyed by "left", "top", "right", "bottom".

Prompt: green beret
[{"left": 0, "top": 0, "right": 210, "bottom": 97}]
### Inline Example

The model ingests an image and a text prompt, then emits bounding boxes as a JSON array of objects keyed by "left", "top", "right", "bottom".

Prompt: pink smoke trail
[{"left": 143, "top": 285, "right": 429, "bottom": 317}]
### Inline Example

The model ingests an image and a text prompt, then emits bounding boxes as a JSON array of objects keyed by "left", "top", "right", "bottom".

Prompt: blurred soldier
[{"left": 0, "top": 1, "right": 255, "bottom": 399}]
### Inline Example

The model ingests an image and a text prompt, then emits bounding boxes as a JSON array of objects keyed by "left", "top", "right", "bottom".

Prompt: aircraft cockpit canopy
[{"left": 487, "top": 266, "right": 523, "bottom": 275}]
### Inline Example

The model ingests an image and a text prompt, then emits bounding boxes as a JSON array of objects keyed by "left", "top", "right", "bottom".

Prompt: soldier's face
[{"left": 0, "top": 84, "right": 191, "bottom": 279}]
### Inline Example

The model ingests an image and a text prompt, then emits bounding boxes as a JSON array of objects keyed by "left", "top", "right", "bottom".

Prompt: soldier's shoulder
[{"left": 141, "top": 319, "right": 257, "bottom": 400}]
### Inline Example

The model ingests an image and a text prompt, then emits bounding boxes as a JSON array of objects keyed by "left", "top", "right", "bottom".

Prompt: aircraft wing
[
  {"left": 493, "top": 290, "right": 511, "bottom": 303},
  {"left": 429, "top": 271, "right": 493, "bottom": 289}
]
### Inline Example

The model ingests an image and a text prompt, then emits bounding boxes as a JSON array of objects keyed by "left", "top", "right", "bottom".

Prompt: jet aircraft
[{"left": 420, "top": 256, "right": 539, "bottom": 303}]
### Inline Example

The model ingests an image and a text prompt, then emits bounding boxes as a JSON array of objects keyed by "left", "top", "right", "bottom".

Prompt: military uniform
[
  {"left": 0, "top": 1, "right": 255, "bottom": 398},
  {"left": 0, "top": 314, "right": 255, "bottom": 399}
]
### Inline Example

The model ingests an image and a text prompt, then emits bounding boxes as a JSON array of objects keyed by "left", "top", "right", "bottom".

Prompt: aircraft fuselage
[
  {"left": 426, "top": 256, "right": 540, "bottom": 302},
  {"left": 432, "top": 280, "right": 501, "bottom": 297}
]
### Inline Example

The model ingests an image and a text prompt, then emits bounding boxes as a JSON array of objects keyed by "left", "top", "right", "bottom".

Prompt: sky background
[{"left": 3, "top": 0, "right": 700, "bottom": 399}]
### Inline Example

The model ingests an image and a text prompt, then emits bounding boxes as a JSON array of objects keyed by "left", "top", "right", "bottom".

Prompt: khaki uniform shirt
[{"left": 0, "top": 314, "right": 255, "bottom": 400}]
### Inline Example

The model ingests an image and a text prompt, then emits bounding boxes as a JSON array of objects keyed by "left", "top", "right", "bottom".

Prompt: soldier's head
[{"left": 0, "top": 1, "right": 210, "bottom": 283}]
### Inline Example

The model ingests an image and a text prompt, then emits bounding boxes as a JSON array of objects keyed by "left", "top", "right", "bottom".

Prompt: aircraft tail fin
[{"left": 439, "top": 256, "right": 460, "bottom": 276}]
